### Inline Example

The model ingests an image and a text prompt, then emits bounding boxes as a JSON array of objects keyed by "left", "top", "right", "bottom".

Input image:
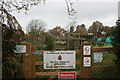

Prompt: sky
[{"left": 10, "top": 0, "right": 119, "bottom": 33}]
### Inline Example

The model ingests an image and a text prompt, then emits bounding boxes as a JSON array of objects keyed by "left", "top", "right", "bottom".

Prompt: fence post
[
  {"left": 31, "top": 45, "right": 36, "bottom": 78},
  {"left": 23, "top": 43, "right": 32, "bottom": 79},
  {"left": 80, "top": 41, "right": 92, "bottom": 79}
]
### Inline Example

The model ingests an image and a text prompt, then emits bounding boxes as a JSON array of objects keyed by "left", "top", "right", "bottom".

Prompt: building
[
  {"left": 54, "top": 33, "right": 93, "bottom": 50},
  {"left": 50, "top": 26, "right": 93, "bottom": 50}
]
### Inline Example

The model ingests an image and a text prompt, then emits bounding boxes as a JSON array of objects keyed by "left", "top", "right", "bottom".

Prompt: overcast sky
[{"left": 11, "top": 0, "right": 119, "bottom": 32}]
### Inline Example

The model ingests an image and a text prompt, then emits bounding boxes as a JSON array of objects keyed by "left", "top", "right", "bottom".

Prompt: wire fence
[{"left": 91, "top": 49, "right": 120, "bottom": 78}]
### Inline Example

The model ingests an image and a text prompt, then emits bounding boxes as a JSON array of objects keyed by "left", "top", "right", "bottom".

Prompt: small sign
[
  {"left": 83, "top": 46, "right": 91, "bottom": 55},
  {"left": 58, "top": 72, "right": 76, "bottom": 80},
  {"left": 94, "top": 52, "right": 103, "bottom": 63},
  {"left": 44, "top": 51, "right": 76, "bottom": 69},
  {"left": 32, "top": 52, "right": 42, "bottom": 54},
  {"left": 14, "top": 45, "right": 26, "bottom": 53},
  {"left": 84, "top": 57, "right": 91, "bottom": 67}
]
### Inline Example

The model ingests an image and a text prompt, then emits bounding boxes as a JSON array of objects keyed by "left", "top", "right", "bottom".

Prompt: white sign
[
  {"left": 94, "top": 52, "right": 103, "bottom": 63},
  {"left": 44, "top": 51, "right": 76, "bottom": 69},
  {"left": 83, "top": 46, "right": 91, "bottom": 55},
  {"left": 84, "top": 57, "right": 91, "bottom": 67},
  {"left": 14, "top": 45, "right": 26, "bottom": 53}
]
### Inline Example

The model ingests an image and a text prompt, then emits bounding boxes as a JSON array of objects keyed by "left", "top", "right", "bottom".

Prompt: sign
[
  {"left": 84, "top": 57, "right": 91, "bottom": 67},
  {"left": 32, "top": 52, "right": 42, "bottom": 54},
  {"left": 94, "top": 52, "right": 103, "bottom": 63},
  {"left": 58, "top": 72, "right": 76, "bottom": 80},
  {"left": 14, "top": 45, "right": 26, "bottom": 53},
  {"left": 83, "top": 46, "right": 91, "bottom": 55},
  {"left": 44, "top": 51, "right": 76, "bottom": 69}
]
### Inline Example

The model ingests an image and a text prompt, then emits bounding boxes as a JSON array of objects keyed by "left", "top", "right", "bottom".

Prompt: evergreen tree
[
  {"left": 70, "top": 26, "right": 74, "bottom": 32},
  {"left": 112, "top": 18, "right": 120, "bottom": 65}
]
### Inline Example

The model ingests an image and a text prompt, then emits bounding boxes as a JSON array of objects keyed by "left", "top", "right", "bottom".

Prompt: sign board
[
  {"left": 83, "top": 57, "right": 91, "bottom": 67},
  {"left": 94, "top": 52, "right": 103, "bottom": 63},
  {"left": 32, "top": 52, "right": 42, "bottom": 54},
  {"left": 83, "top": 46, "right": 91, "bottom": 55},
  {"left": 58, "top": 72, "right": 76, "bottom": 80},
  {"left": 44, "top": 51, "right": 76, "bottom": 69},
  {"left": 14, "top": 45, "right": 26, "bottom": 53}
]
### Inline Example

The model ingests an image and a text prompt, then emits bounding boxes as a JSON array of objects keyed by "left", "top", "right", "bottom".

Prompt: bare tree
[
  {"left": 26, "top": 19, "right": 47, "bottom": 34},
  {"left": 0, "top": 0, "right": 45, "bottom": 12},
  {"left": 65, "top": 0, "right": 78, "bottom": 20}
]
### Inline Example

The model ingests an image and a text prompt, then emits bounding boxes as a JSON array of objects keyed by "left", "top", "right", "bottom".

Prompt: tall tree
[
  {"left": 1, "top": 0, "right": 45, "bottom": 79},
  {"left": 26, "top": 19, "right": 46, "bottom": 34},
  {"left": 65, "top": 0, "right": 78, "bottom": 20},
  {"left": 25, "top": 19, "right": 47, "bottom": 50},
  {"left": 88, "top": 21, "right": 104, "bottom": 34},
  {"left": 45, "top": 35, "right": 55, "bottom": 50},
  {"left": 2, "top": 9, "right": 25, "bottom": 79},
  {"left": 112, "top": 18, "right": 120, "bottom": 64}
]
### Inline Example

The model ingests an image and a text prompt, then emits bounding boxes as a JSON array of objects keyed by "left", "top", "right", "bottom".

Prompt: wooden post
[
  {"left": 80, "top": 41, "right": 92, "bottom": 79},
  {"left": 31, "top": 45, "right": 36, "bottom": 79},
  {"left": 23, "top": 43, "right": 32, "bottom": 79}
]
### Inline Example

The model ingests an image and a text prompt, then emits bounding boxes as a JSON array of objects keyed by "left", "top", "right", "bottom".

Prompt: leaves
[
  {"left": 45, "top": 35, "right": 55, "bottom": 50},
  {"left": 1, "top": 0, "right": 45, "bottom": 12},
  {"left": 3, "top": 60, "right": 23, "bottom": 79},
  {"left": 111, "top": 19, "right": 120, "bottom": 66}
]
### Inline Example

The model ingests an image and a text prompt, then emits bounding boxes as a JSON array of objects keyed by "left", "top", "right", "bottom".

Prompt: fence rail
[
  {"left": 93, "top": 47, "right": 119, "bottom": 52},
  {"left": 35, "top": 72, "right": 80, "bottom": 76}
]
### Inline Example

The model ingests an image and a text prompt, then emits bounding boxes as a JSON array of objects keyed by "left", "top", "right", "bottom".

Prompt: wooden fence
[{"left": 22, "top": 42, "right": 120, "bottom": 79}]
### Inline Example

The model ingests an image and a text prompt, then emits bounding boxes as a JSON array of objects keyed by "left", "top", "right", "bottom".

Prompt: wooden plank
[
  {"left": 76, "top": 50, "right": 82, "bottom": 54},
  {"left": 35, "top": 72, "right": 58, "bottom": 76},
  {"left": 31, "top": 45, "right": 36, "bottom": 78},
  {"left": 93, "top": 47, "right": 120, "bottom": 52},
  {"left": 23, "top": 43, "right": 32, "bottom": 79},
  {"left": 36, "top": 62, "right": 43, "bottom": 65},
  {"left": 48, "top": 70, "right": 60, "bottom": 80},
  {"left": 35, "top": 71, "right": 80, "bottom": 76},
  {"left": 48, "top": 76, "right": 56, "bottom": 80}
]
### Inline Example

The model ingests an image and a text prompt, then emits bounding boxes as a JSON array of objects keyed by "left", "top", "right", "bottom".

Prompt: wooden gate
[{"left": 22, "top": 42, "right": 119, "bottom": 79}]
